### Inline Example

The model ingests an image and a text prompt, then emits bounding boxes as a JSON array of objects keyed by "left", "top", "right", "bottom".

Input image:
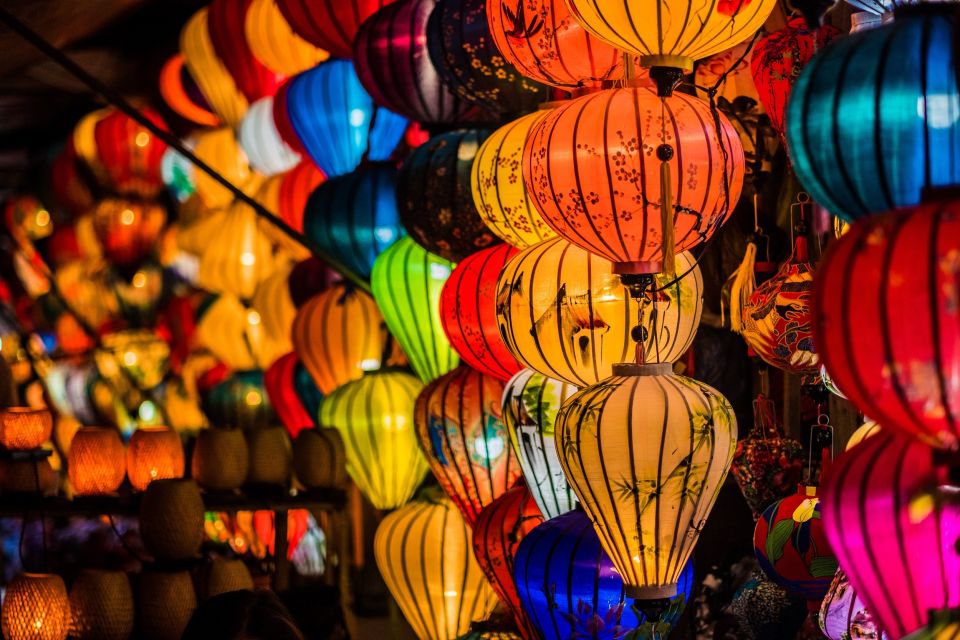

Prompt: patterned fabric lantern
[
  {"left": 303, "top": 165, "right": 404, "bottom": 279},
  {"left": 291, "top": 284, "right": 389, "bottom": 395},
  {"left": 180, "top": 9, "right": 249, "bottom": 128},
  {"left": 69, "top": 569, "right": 134, "bottom": 640},
  {"left": 68, "top": 427, "right": 126, "bottom": 496},
  {"left": 126, "top": 426, "right": 184, "bottom": 491},
  {"left": 556, "top": 363, "right": 736, "bottom": 600},
  {"left": 787, "top": 7, "right": 959, "bottom": 222},
  {"left": 375, "top": 492, "right": 499, "bottom": 640},
  {"left": 91, "top": 199, "right": 166, "bottom": 271},
  {"left": 353, "top": 0, "right": 470, "bottom": 124},
  {"left": 275, "top": 0, "right": 395, "bottom": 59},
  {"left": 371, "top": 237, "right": 459, "bottom": 383},
  {"left": 0, "top": 407, "right": 53, "bottom": 450},
  {"left": 818, "top": 570, "right": 887, "bottom": 640},
  {"left": 196, "top": 202, "right": 276, "bottom": 301},
  {"left": 2, "top": 573, "right": 70, "bottom": 640},
  {"left": 264, "top": 352, "right": 322, "bottom": 438},
  {"left": 319, "top": 371, "right": 428, "bottom": 509},
  {"left": 279, "top": 60, "right": 408, "bottom": 178},
  {"left": 398, "top": 129, "right": 497, "bottom": 262},
  {"left": 501, "top": 369, "right": 577, "bottom": 520},
  {"left": 523, "top": 86, "right": 744, "bottom": 274},
  {"left": 192, "top": 127, "right": 262, "bottom": 209},
  {"left": 207, "top": 0, "right": 283, "bottom": 103},
  {"left": 514, "top": 509, "right": 695, "bottom": 640},
  {"left": 244, "top": 0, "right": 329, "bottom": 75},
  {"left": 239, "top": 97, "right": 301, "bottom": 176},
  {"left": 202, "top": 370, "right": 275, "bottom": 430},
  {"left": 440, "top": 244, "right": 521, "bottom": 381},
  {"left": 822, "top": 430, "right": 960, "bottom": 637},
  {"left": 414, "top": 365, "right": 522, "bottom": 525},
  {"left": 496, "top": 239, "right": 703, "bottom": 386},
  {"left": 814, "top": 198, "right": 960, "bottom": 450},
  {"left": 158, "top": 54, "right": 221, "bottom": 127},
  {"left": 92, "top": 108, "right": 169, "bottom": 198},
  {"left": 753, "top": 486, "right": 837, "bottom": 600}
]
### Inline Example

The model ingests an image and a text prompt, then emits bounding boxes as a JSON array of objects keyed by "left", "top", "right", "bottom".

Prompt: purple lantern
[{"left": 818, "top": 569, "right": 887, "bottom": 640}]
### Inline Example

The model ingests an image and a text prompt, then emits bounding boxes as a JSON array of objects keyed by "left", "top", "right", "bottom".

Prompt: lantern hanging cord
[
  {"left": 108, "top": 514, "right": 147, "bottom": 563},
  {"left": 0, "top": 5, "right": 370, "bottom": 294}
]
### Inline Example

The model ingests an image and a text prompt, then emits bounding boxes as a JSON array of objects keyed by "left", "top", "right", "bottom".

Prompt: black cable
[{"left": 108, "top": 514, "right": 147, "bottom": 563}]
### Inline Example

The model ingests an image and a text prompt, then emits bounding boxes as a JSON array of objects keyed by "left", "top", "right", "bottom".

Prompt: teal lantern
[{"left": 202, "top": 370, "right": 275, "bottom": 430}]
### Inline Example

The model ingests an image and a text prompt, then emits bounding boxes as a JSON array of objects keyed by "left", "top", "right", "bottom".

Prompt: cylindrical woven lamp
[
  {"left": 197, "top": 558, "right": 255, "bottom": 600},
  {"left": 293, "top": 428, "right": 348, "bottom": 490},
  {"left": 139, "top": 478, "right": 205, "bottom": 561},
  {"left": 69, "top": 569, "right": 134, "bottom": 640},
  {"left": 191, "top": 427, "right": 249, "bottom": 492},
  {"left": 2, "top": 573, "right": 70, "bottom": 640},
  {"left": 245, "top": 426, "right": 292, "bottom": 487},
  {"left": 0, "top": 458, "right": 58, "bottom": 496},
  {"left": 68, "top": 427, "right": 126, "bottom": 496},
  {"left": 0, "top": 407, "right": 53, "bottom": 450},
  {"left": 126, "top": 426, "right": 184, "bottom": 491},
  {"left": 136, "top": 571, "right": 197, "bottom": 640}
]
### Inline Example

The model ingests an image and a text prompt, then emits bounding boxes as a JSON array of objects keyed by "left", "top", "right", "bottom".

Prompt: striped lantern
[
  {"left": 555, "top": 363, "right": 737, "bottom": 600},
  {"left": 202, "top": 370, "right": 276, "bottom": 431},
  {"left": 473, "top": 482, "right": 544, "bottom": 640},
  {"left": 139, "top": 479, "right": 206, "bottom": 561},
  {"left": 126, "top": 426, "right": 184, "bottom": 491},
  {"left": 294, "top": 428, "right": 348, "bottom": 489},
  {"left": 158, "top": 54, "right": 221, "bottom": 127},
  {"left": 496, "top": 239, "right": 703, "bottom": 387},
  {"left": 264, "top": 352, "right": 322, "bottom": 438},
  {"left": 136, "top": 571, "right": 197, "bottom": 640},
  {"left": 196, "top": 202, "right": 276, "bottom": 301},
  {"left": 250, "top": 263, "right": 296, "bottom": 351},
  {"left": 194, "top": 294, "right": 288, "bottom": 370},
  {"left": 69, "top": 570, "right": 134, "bottom": 640},
  {"left": 91, "top": 199, "right": 166, "bottom": 270},
  {"left": 244, "top": 0, "right": 330, "bottom": 75},
  {"left": 180, "top": 9, "right": 248, "bottom": 128},
  {"left": 397, "top": 129, "right": 498, "bottom": 262},
  {"left": 303, "top": 165, "right": 405, "bottom": 280},
  {"left": 190, "top": 427, "right": 249, "bottom": 491},
  {"left": 191, "top": 127, "right": 262, "bottom": 210},
  {"left": 287, "top": 256, "right": 339, "bottom": 308},
  {"left": 319, "top": 371, "right": 428, "bottom": 509},
  {"left": 818, "top": 570, "right": 887, "bottom": 640},
  {"left": 246, "top": 426, "right": 293, "bottom": 486},
  {"left": 291, "top": 284, "right": 389, "bottom": 395},
  {"left": 239, "top": 97, "right": 301, "bottom": 176},
  {"left": 375, "top": 492, "right": 499, "bottom": 640},
  {"left": 353, "top": 0, "right": 470, "bottom": 124},
  {"left": 1, "top": 573, "right": 70, "bottom": 640},
  {"left": 68, "top": 427, "right": 126, "bottom": 496},
  {"left": 439, "top": 244, "right": 521, "bottom": 381},
  {"left": 845, "top": 421, "right": 881, "bottom": 450},
  {"left": 414, "top": 364, "right": 522, "bottom": 525},
  {"left": 275, "top": 0, "right": 396, "bottom": 59},
  {"left": 206, "top": 0, "right": 283, "bottom": 103},
  {"left": 275, "top": 162, "right": 326, "bottom": 234},
  {"left": 821, "top": 430, "right": 960, "bottom": 638},
  {"left": 371, "top": 237, "right": 459, "bottom": 383},
  {"left": 501, "top": 369, "right": 578, "bottom": 520},
  {"left": 91, "top": 108, "right": 168, "bottom": 199},
  {"left": 470, "top": 110, "right": 556, "bottom": 249}
]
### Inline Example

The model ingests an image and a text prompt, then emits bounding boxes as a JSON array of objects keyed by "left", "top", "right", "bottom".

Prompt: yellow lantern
[
  {"left": 496, "top": 238, "right": 703, "bottom": 387},
  {"left": 180, "top": 8, "right": 249, "bottom": 128},
  {"left": 556, "top": 363, "right": 736, "bottom": 600},
  {"left": 95, "top": 330, "right": 171, "bottom": 391},
  {"left": 245, "top": 0, "right": 329, "bottom": 75},
  {"left": 0, "top": 407, "right": 53, "bottom": 450},
  {"left": 194, "top": 293, "right": 288, "bottom": 370},
  {"left": 1, "top": 573, "right": 70, "bottom": 640},
  {"left": 375, "top": 492, "right": 498, "bottom": 640},
  {"left": 126, "top": 426, "right": 184, "bottom": 491},
  {"left": 192, "top": 127, "right": 263, "bottom": 210},
  {"left": 196, "top": 200, "right": 276, "bottom": 300},
  {"left": 253, "top": 173, "right": 313, "bottom": 261},
  {"left": 319, "top": 371, "right": 428, "bottom": 510},
  {"left": 251, "top": 260, "right": 296, "bottom": 349},
  {"left": 68, "top": 427, "right": 126, "bottom": 496},
  {"left": 471, "top": 110, "right": 556, "bottom": 248}
]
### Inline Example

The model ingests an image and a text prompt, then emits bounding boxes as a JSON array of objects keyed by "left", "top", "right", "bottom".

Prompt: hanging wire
[{"left": 108, "top": 514, "right": 147, "bottom": 563}]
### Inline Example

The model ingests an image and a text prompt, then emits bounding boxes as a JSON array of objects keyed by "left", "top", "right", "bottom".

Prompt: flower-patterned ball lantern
[{"left": 818, "top": 570, "right": 888, "bottom": 640}]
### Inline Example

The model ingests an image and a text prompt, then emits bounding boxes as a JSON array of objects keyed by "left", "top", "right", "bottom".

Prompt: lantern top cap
[{"left": 612, "top": 362, "right": 674, "bottom": 377}]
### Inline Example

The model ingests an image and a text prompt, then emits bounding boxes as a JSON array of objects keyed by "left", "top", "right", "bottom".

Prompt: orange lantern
[
  {"left": 0, "top": 408, "right": 53, "bottom": 450},
  {"left": 67, "top": 427, "right": 126, "bottom": 496},
  {"left": 180, "top": 8, "right": 249, "bottom": 128},
  {"left": 245, "top": 0, "right": 329, "bottom": 76},
  {"left": 92, "top": 108, "right": 169, "bottom": 199},
  {"left": 91, "top": 199, "right": 166, "bottom": 271},
  {"left": 158, "top": 54, "right": 220, "bottom": 127},
  {"left": 192, "top": 127, "right": 262, "bottom": 210},
  {"left": 1, "top": 573, "right": 70, "bottom": 640},
  {"left": 126, "top": 426, "right": 185, "bottom": 491}
]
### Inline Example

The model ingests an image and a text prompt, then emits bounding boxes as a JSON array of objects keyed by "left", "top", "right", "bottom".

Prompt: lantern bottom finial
[
  {"left": 613, "top": 260, "right": 662, "bottom": 276},
  {"left": 626, "top": 584, "right": 678, "bottom": 600}
]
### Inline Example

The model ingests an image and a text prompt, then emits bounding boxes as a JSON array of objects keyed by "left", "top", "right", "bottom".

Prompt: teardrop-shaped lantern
[
  {"left": 206, "top": 0, "right": 283, "bottom": 103},
  {"left": 239, "top": 97, "right": 301, "bottom": 176},
  {"left": 180, "top": 8, "right": 249, "bottom": 128},
  {"left": 275, "top": 0, "right": 396, "bottom": 59},
  {"left": 244, "top": 0, "right": 330, "bottom": 76},
  {"left": 264, "top": 352, "right": 323, "bottom": 438}
]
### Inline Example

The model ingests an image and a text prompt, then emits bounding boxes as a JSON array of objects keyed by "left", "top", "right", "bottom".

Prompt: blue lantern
[
  {"left": 514, "top": 509, "right": 694, "bottom": 640},
  {"left": 787, "top": 5, "right": 960, "bottom": 222},
  {"left": 282, "top": 59, "right": 409, "bottom": 178},
  {"left": 303, "top": 164, "right": 405, "bottom": 279}
]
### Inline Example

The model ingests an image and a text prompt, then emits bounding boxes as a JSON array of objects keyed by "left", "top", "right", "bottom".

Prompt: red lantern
[
  {"left": 264, "top": 352, "right": 318, "bottom": 438},
  {"left": 278, "top": 162, "right": 325, "bottom": 233},
  {"left": 49, "top": 138, "right": 94, "bottom": 217},
  {"left": 472, "top": 482, "right": 543, "bottom": 639},
  {"left": 92, "top": 108, "right": 169, "bottom": 199},
  {"left": 275, "top": 0, "right": 396, "bottom": 59},
  {"left": 440, "top": 244, "right": 521, "bottom": 381},
  {"left": 207, "top": 0, "right": 284, "bottom": 102},
  {"left": 91, "top": 199, "right": 167, "bottom": 270}
]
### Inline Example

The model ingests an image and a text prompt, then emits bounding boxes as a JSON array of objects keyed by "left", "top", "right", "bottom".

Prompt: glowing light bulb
[
  {"left": 135, "top": 131, "right": 150, "bottom": 148},
  {"left": 35, "top": 209, "right": 50, "bottom": 227},
  {"left": 245, "top": 390, "right": 262, "bottom": 406},
  {"left": 247, "top": 310, "right": 262, "bottom": 326},
  {"left": 123, "top": 351, "right": 138, "bottom": 366},
  {"left": 240, "top": 251, "right": 256, "bottom": 266},
  {"left": 132, "top": 271, "right": 148, "bottom": 288},
  {"left": 120, "top": 209, "right": 136, "bottom": 225}
]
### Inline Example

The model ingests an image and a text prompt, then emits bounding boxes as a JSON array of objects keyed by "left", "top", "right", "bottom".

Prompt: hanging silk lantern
[
  {"left": 95, "top": 329, "right": 170, "bottom": 395},
  {"left": 818, "top": 570, "right": 887, "bottom": 640},
  {"left": 845, "top": 421, "right": 881, "bottom": 450},
  {"left": 473, "top": 482, "right": 544, "bottom": 639},
  {"left": 397, "top": 129, "right": 497, "bottom": 262},
  {"left": 318, "top": 370, "right": 428, "bottom": 509},
  {"left": 192, "top": 127, "right": 263, "bottom": 210},
  {"left": 264, "top": 352, "right": 322, "bottom": 438},
  {"left": 371, "top": 236, "right": 459, "bottom": 383},
  {"left": 161, "top": 144, "right": 196, "bottom": 204},
  {"left": 159, "top": 54, "right": 221, "bottom": 127},
  {"left": 501, "top": 369, "right": 577, "bottom": 520},
  {"left": 694, "top": 41, "right": 761, "bottom": 110},
  {"left": 250, "top": 262, "right": 295, "bottom": 350},
  {"left": 903, "top": 612, "right": 960, "bottom": 640},
  {"left": 91, "top": 199, "right": 166, "bottom": 271},
  {"left": 91, "top": 108, "right": 169, "bottom": 199},
  {"left": 68, "top": 427, "right": 126, "bottom": 496},
  {"left": 254, "top": 177, "right": 311, "bottom": 262},
  {"left": 471, "top": 110, "right": 555, "bottom": 249},
  {"left": 375, "top": 491, "right": 499, "bottom": 640},
  {"left": 126, "top": 426, "right": 185, "bottom": 491},
  {"left": 813, "top": 198, "right": 960, "bottom": 450},
  {"left": 414, "top": 365, "right": 521, "bottom": 524},
  {"left": 239, "top": 97, "right": 301, "bottom": 176},
  {"left": 180, "top": 8, "right": 249, "bottom": 128},
  {"left": 1, "top": 573, "right": 70, "bottom": 640},
  {"left": 497, "top": 239, "right": 703, "bottom": 386},
  {"left": 207, "top": 0, "right": 283, "bottom": 103},
  {"left": 196, "top": 202, "right": 276, "bottom": 301},
  {"left": 275, "top": 0, "right": 395, "bottom": 59},
  {"left": 49, "top": 138, "right": 95, "bottom": 218},
  {"left": 274, "top": 161, "right": 325, "bottom": 234},
  {"left": 440, "top": 244, "right": 521, "bottom": 381},
  {"left": 556, "top": 363, "right": 736, "bottom": 600},
  {"left": 751, "top": 17, "right": 838, "bottom": 143},
  {"left": 515, "top": 509, "right": 695, "bottom": 640},
  {"left": 195, "top": 294, "right": 288, "bottom": 370},
  {"left": 279, "top": 60, "right": 409, "bottom": 178},
  {"left": 287, "top": 256, "right": 338, "bottom": 307},
  {"left": 787, "top": 7, "right": 959, "bottom": 222},
  {"left": 245, "top": 0, "right": 329, "bottom": 76},
  {"left": 524, "top": 87, "right": 744, "bottom": 274},
  {"left": 821, "top": 430, "right": 960, "bottom": 637},
  {"left": 303, "top": 165, "right": 404, "bottom": 279},
  {"left": 202, "top": 370, "right": 275, "bottom": 430}
]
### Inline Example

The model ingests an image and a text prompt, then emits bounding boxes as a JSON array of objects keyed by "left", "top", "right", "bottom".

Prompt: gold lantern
[
  {"left": 250, "top": 260, "right": 296, "bottom": 350},
  {"left": 196, "top": 200, "right": 276, "bottom": 301},
  {"left": 245, "top": 0, "right": 329, "bottom": 75},
  {"left": 68, "top": 570, "right": 134, "bottom": 640},
  {"left": 191, "top": 427, "right": 249, "bottom": 492},
  {"left": 194, "top": 293, "right": 287, "bottom": 370},
  {"left": 136, "top": 570, "right": 197, "bottom": 640},
  {"left": 68, "top": 427, "right": 126, "bottom": 496},
  {"left": 139, "top": 478, "right": 205, "bottom": 561},
  {"left": 197, "top": 558, "right": 254, "bottom": 600},
  {"left": 0, "top": 407, "right": 52, "bottom": 451},
  {"left": 245, "top": 426, "right": 292, "bottom": 487},
  {"left": 180, "top": 9, "right": 248, "bottom": 128},
  {"left": 126, "top": 426, "right": 184, "bottom": 491},
  {"left": 294, "top": 428, "right": 348, "bottom": 490},
  {"left": 191, "top": 128, "right": 262, "bottom": 209},
  {"left": 1, "top": 573, "right": 70, "bottom": 640},
  {"left": 95, "top": 330, "right": 171, "bottom": 391}
]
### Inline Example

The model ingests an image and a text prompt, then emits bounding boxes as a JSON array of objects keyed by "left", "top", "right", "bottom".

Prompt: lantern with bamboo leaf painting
[
  {"left": 264, "top": 352, "right": 322, "bottom": 438},
  {"left": 244, "top": 0, "right": 329, "bottom": 76},
  {"left": 206, "top": 0, "right": 283, "bottom": 104},
  {"left": 180, "top": 9, "right": 249, "bottom": 128},
  {"left": 91, "top": 199, "right": 166, "bottom": 271},
  {"left": 202, "top": 370, "right": 275, "bottom": 430},
  {"left": 275, "top": 0, "right": 396, "bottom": 59},
  {"left": 239, "top": 97, "right": 301, "bottom": 176},
  {"left": 92, "top": 108, "right": 169, "bottom": 199}
]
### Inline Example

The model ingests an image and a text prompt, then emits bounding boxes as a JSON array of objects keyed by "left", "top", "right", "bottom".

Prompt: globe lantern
[
  {"left": 239, "top": 97, "right": 301, "bottom": 176},
  {"left": 276, "top": 0, "right": 396, "bottom": 59},
  {"left": 375, "top": 492, "right": 499, "bottom": 640},
  {"left": 91, "top": 199, "right": 166, "bottom": 271},
  {"left": 496, "top": 239, "right": 702, "bottom": 387},
  {"left": 818, "top": 570, "right": 887, "bottom": 640},
  {"left": 68, "top": 427, "right": 126, "bottom": 496},
  {"left": 196, "top": 202, "right": 276, "bottom": 301},
  {"left": 92, "top": 108, "right": 169, "bottom": 198},
  {"left": 68, "top": 569, "right": 134, "bottom": 640},
  {"left": 244, "top": 0, "right": 330, "bottom": 76},
  {"left": 440, "top": 244, "right": 521, "bottom": 381},
  {"left": 264, "top": 352, "right": 322, "bottom": 438},
  {"left": 2, "top": 573, "right": 70, "bottom": 640},
  {"left": 207, "top": 0, "right": 283, "bottom": 103},
  {"left": 398, "top": 129, "right": 497, "bottom": 262},
  {"left": 180, "top": 8, "right": 249, "bottom": 128},
  {"left": 319, "top": 371, "right": 428, "bottom": 509}
]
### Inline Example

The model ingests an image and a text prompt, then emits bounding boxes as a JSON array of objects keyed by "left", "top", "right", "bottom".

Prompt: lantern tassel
[
  {"left": 659, "top": 158, "right": 675, "bottom": 277},
  {"left": 728, "top": 241, "right": 758, "bottom": 333}
]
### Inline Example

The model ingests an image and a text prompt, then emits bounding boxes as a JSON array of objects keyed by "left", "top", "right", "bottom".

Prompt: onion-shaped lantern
[
  {"left": 276, "top": 0, "right": 395, "bottom": 59},
  {"left": 398, "top": 129, "right": 497, "bottom": 262},
  {"left": 319, "top": 371, "right": 428, "bottom": 509},
  {"left": 91, "top": 199, "right": 166, "bottom": 271},
  {"left": 2, "top": 573, "right": 70, "bottom": 640},
  {"left": 244, "top": 0, "right": 329, "bottom": 75},
  {"left": 202, "top": 370, "right": 275, "bottom": 430},
  {"left": 264, "top": 352, "right": 323, "bottom": 438},
  {"left": 375, "top": 491, "right": 499, "bottom": 640},
  {"left": 92, "top": 108, "right": 169, "bottom": 198},
  {"left": 440, "top": 244, "right": 521, "bottom": 381},
  {"left": 207, "top": 0, "right": 283, "bottom": 103},
  {"left": 180, "top": 8, "right": 249, "bottom": 128},
  {"left": 159, "top": 54, "right": 220, "bottom": 127},
  {"left": 496, "top": 239, "right": 702, "bottom": 386},
  {"left": 196, "top": 202, "right": 276, "bottom": 301},
  {"left": 818, "top": 570, "right": 887, "bottom": 640},
  {"left": 239, "top": 97, "right": 301, "bottom": 176}
]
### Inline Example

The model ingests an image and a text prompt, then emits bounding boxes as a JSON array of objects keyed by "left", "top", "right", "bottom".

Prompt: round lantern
[
  {"left": 822, "top": 430, "right": 960, "bottom": 637},
  {"left": 473, "top": 482, "right": 544, "bottom": 639},
  {"left": 194, "top": 294, "right": 287, "bottom": 370},
  {"left": 139, "top": 478, "right": 205, "bottom": 561},
  {"left": 814, "top": 197, "right": 960, "bottom": 450},
  {"left": 180, "top": 8, "right": 248, "bottom": 128},
  {"left": 294, "top": 428, "right": 348, "bottom": 490},
  {"left": 414, "top": 365, "right": 521, "bottom": 524},
  {"left": 501, "top": 369, "right": 577, "bottom": 520},
  {"left": 68, "top": 427, "right": 126, "bottom": 496},
  {"left": 264, "top": 352, "right": 322, "bottom": 438},
  {"left": 2, "top": 573, "right": 70, "bottom": 640},
  {"left": 197, "top": 558, "right": 255, "bottom": 600},
  {"left": 427, "top": 0, "right": 547, "bottom": 115},
  {"left": 497, "top": 239, "right": 703, "bottom": 386},
  {"left": 514, "top": 509, "right": 695, "bottom": 640},
  {"left": 276, "top": 0, "right": 395, "bottom": 59},
  {"left": 126, "top": 426, "right": 184, "bottom": 491},
  {"left": 250, "top": 264, "right": 296, "bottom": 350},
  {"left": 354, "top": 0, "right": 469, "bottom": 124},
  {"left": 787, "top": 7, "right": 959, "bottom": 222},
  {"left": 440, "top": 244, "right": 521, "bottom": 381},
  {"left": 397, "top": 129, "right": 497, "bottom": 262},
  {"left": 279, "top": 60, "right": 409, "bottom": 178},
  {"left": 69, "top": 569, "right": 134, "bottom": 640},
  {"left": 136, "top": 570, "right": 197, "bottom": 640},
  {"left": 524, "top": 86, "right": 744, "bottom": 274},
  {"left": 245, "top": 426, "right": 293, "bottom": 486},
  {"left": 244, "top": 0, "right": 329, "bottom": 75},
  {"left": 202, "top": 370, "right": 276, "bottom": 430},
  {"left": 0, "top": 459, "right": 58, "bottom": 496},
  {"left": 471, "top": 110, "right": 555, "bottom": 249},
  {"left": 239, "top": 97, "right": 301, "bottom": 176},
  {"left": 206, "top": 0, "right": 282, "bottom": 103},
  {"left": 303, "top": 165, "right": 405, "bottom": 279},
  {"left": 291, "top": 284, "right": 389, "bottom": 395},
  {"left": 91, "top": 199, "right": 166, "bottom": 270},
  {"left": 371, "top": 237, "right": 459, "bottom": 383},
  {"left": 375, "top": 492, "right": 499, "bottom": 640},
  {"left": 196, "top": 203, "right": 276, "bottom": 301},
  {"left": 318, "top": 371, "right": 428, "bottom": 509},
  {"left": 0, "top": 407, "right": 53, "bottom": 450},
  {"left": 192, "top": 127, "right": 261, "bottom": 210},
  {"left": 190, "top": 427, "right": 249, "bottom": 491},
  {"left": 91, "top": 108, "right": 169, "bottom": 198},
  {"left": 818, "top": 570, "right": 887, "bottom": 640},
  {"left": 555, "top": 363, "right": 736, "bottom": 599}
]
